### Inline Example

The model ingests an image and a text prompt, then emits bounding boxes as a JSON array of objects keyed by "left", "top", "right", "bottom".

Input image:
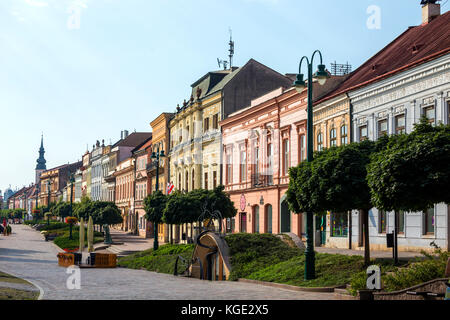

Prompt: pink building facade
[{"left": 221, "top": 87, "right": 308, "bottom": 238}]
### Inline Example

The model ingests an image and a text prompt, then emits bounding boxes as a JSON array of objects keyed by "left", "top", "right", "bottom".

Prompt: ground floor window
[
  {"left": 240, "top": 212, "right": 247, "bottom": 233},
  {"left": 226, "top": 218, "right": 235, "bottom": 233},
  {"left": 398, "top": 210, "right": 405, "bottom": 234},
  {"left": 266, "top": 204, "right": 272, "bottom": 234},
  {"left": 330, "top": 212, "right": 348, "bottom": 237},
  {"left": 423, "top": 207, "right": 435, "bottom": 235}
]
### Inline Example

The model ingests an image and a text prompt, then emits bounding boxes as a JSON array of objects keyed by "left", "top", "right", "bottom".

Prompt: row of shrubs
[{"left": 348, "top": 246, "right": 450, "bottom": 295}]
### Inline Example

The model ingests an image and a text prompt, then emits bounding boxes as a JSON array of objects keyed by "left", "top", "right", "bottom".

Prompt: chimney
[
  {"left": 124, "top": 130, "right": 129, "bottom": 138},
  {"left": 422, "top": 1, "right": 440, "bottom": 24},
  {"left": 120, "top": 131, "right": 124, "bottom": 140}
]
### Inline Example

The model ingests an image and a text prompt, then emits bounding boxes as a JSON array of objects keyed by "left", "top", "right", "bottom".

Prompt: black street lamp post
[
  {"left": 293, "top": 50, "right": 330, "bottom": 280},
  {"left": 68, "top": 171, "right": 75, "bottom": 217},
  {"left": 47, "top": 178, "right": 53, "bottom": 225},
  {"left": 151, "top": 144, "right": 165, "bottom": 251}
]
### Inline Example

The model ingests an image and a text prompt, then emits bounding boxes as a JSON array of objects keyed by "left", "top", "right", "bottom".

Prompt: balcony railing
[
  {"left": 146, "top": 162, "right": 164, "bottom": 176},
  {"left": 251, "top": 173, "right": 274, "bottom": 188}
]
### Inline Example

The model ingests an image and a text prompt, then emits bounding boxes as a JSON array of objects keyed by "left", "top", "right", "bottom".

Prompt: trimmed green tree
[
  {"left": 53, "top": 202, "right": 72, "bottom": 220},
  {"left": 99, "top": 204, "right": 123, "bottom": 226},
  {"left": 368, "top": 119, "right": 450, "bottom": 212},
  {"left": 144, "top": 191, "right": 167, "bottom": 224},
  {"left": 144, "top": 190, "right": 168, "bottom": 240},
  {"left": 367, "top": 119, "right": 450, "bottom": 256},
  {"left": 287, "top": 140, "right": 378, "bottom": 265}
]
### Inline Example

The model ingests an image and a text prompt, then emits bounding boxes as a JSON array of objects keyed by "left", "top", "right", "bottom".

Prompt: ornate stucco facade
[
  {"left": 350, "top": 53, "right": 450, "bottom": 252},
  {"left": 221, "top": 87, "right": 308, "bottom": 237},
  {"left": 168, "top": 59, "right": 293, "bottom": 243},
  {"left": 150, "top": 113, "right": 173, "bottom": 243}
]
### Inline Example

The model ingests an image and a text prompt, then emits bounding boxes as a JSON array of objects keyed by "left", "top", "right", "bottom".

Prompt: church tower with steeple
[{"left": 36, "top": 134, "right": 47, "bottom": 184}]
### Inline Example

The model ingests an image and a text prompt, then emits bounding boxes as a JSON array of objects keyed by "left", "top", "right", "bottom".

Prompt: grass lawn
[
  {"left": 0, "top": 272, "right": 39, "bottom": 300},
  {"left": 118, "top": 244, "right": 195, "bottom": 275},
  {"left": 43, "top": 224, "right": 104, "bottom": 250},
  {"left": 0, "top": 288, "right": 39, "bottom": 300},
  {"left": 116, "top": 232, "right": 449, "bottom": 292}
]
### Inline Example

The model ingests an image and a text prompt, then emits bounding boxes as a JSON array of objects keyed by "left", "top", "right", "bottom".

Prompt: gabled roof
[
  {"left": 317, "top": 10, "right": 450, "bottom": 104},
  {"left": 114, "top": 132, "right": 152, "bottom": 148}
]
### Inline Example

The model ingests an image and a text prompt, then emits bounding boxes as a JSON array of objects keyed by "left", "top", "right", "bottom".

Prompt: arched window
[
  {"left": 185, "top": 171, "right": 189, "bottom": 192},
  {"left": 341, "top": 125, "right": 348, "bottom": 145},
  {"left": 253, "top": 205, "right": 260, "bottom": 233},
  {"left": 192, "top": 169, "right": 195, "bottom": 190},
  {"left": 265, "top": 204, "right": 273, "bottom": 234},
  {"left": 317, "top": 132, "right": 323, "bottom": 151},
  {"left": 330, "top": 128, "right": 337, "bottom": 147}
]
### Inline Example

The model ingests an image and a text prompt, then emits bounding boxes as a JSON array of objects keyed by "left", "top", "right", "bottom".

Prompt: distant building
[
  {"left": 39, "top": 162, "right": 82, "bottom": 206},
  {"left": 35, "top": 135, "right": 47, "bottom": 185},
  {"left": 314, "top": 3, "right": 450, "bottom": 252},
  {"left": 111, "top": 132, "right": 153, "bottom": 232}
]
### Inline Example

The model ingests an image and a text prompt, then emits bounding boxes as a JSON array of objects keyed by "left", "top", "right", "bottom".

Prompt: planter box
[{"left": 57, "top": 253, "right": 75, "bottom": 267}]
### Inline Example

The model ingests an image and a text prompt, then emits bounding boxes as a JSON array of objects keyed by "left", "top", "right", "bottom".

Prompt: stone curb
[{"left": 238, "top": 278, "right": 343, "bottom": 292}]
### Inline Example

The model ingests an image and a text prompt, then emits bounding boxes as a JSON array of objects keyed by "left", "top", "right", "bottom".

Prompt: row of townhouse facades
[{"left": 18, "top": 2, "right": 449, "bottom": 252}]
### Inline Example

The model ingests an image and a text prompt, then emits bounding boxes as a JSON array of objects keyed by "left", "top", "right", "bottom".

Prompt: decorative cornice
[{"left": 352, "top": 58, "right": 450, "bottom": 113}]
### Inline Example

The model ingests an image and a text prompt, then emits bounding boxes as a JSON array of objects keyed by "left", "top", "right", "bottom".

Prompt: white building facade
[{"left": 350, "top": 52, "right": 450, "bottom": 252}]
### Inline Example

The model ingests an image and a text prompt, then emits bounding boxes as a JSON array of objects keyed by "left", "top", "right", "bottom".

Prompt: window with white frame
[
  {"left": 341, "top": 125, "right": 348, "bottom": 145},
  {"left": 359, "top": 125, "right": 368, "bottom": 141},
  {"left": 282, "top": 139, "right": 290, "bottom": 176},
  {"left": 240, "top": 147, "right": 246, "bottom": 182},
  {"left": 423, "top": 105, "right": 435, "bottom": 125},
  {"left": 423, "top": 207, "right": 435, "bottom": 235},
  {"left": 395, "top": 114, "right": 406, "bottom": 134},
  {"left": 300, "top": 134, "right": 306, "bottom": 161},
  {"left": 226, "top": 149, "right": 233, "bottom": 185},
  {"left": 378, "top": 119, "right": 388, "bottom": 138},
  {"left": 330, "top": 128, "right": 337, "bottom": 147},
  {"left": 317, "top": 132, "right": 323, "bottom": 151}
]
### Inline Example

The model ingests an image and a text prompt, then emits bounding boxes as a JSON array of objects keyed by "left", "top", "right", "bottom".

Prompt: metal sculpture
[{"left": 174, "top": 202, "right": 231, "bottom": 280}]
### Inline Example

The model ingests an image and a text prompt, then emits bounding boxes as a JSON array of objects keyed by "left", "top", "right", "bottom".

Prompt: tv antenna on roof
[
  {"left": 228, "top": 28, "right": 234, "bottom": 69},
  {"left": 217, "top": 58, "right": 228, "bottom": 70},
  {"left": 216, "top": 28, "right": 235, "bottom": 71}
]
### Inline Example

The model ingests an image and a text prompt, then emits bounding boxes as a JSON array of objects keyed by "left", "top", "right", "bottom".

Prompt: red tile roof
[{"left": 317, "top": 10, "right": 450, "bottom": 104}]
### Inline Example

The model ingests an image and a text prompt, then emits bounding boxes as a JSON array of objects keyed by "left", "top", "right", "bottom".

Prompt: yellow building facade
[
  {"left": 150, "top": 112, "right": 173, "bottom": 244},
  {"left": 313, "top": 93, "right": 352, "bottom": 249}
]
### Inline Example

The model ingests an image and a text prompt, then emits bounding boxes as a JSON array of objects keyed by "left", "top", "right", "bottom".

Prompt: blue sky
[{"left": 1, "top": 0, "right": 448, "bottom": 192}]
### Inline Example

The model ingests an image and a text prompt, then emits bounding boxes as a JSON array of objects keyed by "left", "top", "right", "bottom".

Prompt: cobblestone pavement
[{"left": 0, "top": 225, "right": 335, "bottom": 300}]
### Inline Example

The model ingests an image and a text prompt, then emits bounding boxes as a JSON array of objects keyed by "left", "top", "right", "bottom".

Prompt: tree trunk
[
  {"left": 394, "top": 210, "right": 399, "bottom": 265},
  {"left": 362, "top": 208, "right": 370, "bottom": 266},
  {"left": 348, "top": 210, "right": 352, "bottom": 250}
]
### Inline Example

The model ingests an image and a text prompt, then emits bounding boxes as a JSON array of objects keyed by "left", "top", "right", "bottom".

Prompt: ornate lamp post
[
  {"left": 151, "top": 144, "right": 166, "bottom": 250},
  {"left": 293, "top": 50, "right": 330, "bottom": 280}
]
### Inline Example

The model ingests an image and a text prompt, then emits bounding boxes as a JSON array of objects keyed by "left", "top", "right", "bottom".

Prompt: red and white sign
[
  {"left": 167, "top": 182, "right": 174, "bottom": 195},
  {"left": 240, "top": 194, "right": 246, "bottom": 212}
]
